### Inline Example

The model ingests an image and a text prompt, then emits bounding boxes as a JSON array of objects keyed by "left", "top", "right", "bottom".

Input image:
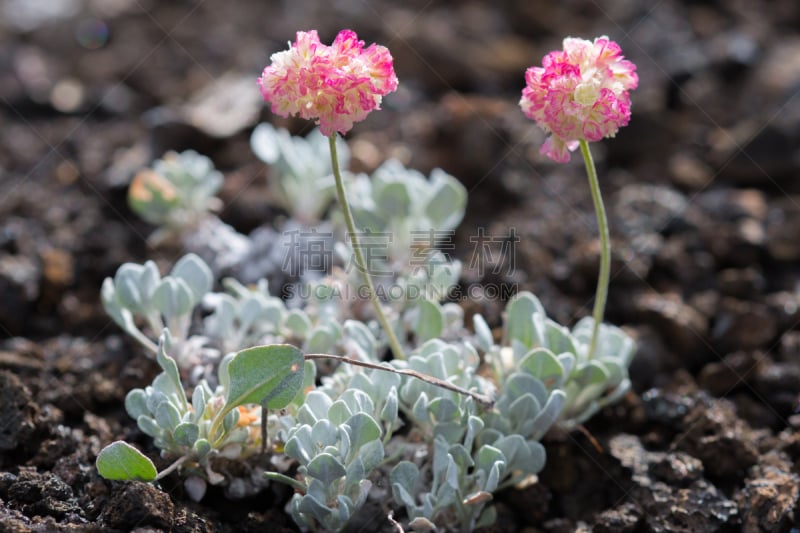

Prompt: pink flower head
[
  {"left": 520, "top": 36, "right": 638, "bottom": 163},
  {"left": 258, "top": 30, "right": 398, "bottom": 136}
]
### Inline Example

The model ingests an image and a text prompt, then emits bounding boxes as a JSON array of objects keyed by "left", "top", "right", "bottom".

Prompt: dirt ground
[{"left": 1, "top": 0, "right": 799, "bottom": 531}]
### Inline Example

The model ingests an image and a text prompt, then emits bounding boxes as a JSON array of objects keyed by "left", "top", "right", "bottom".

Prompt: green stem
[
  {"left": 579, "top": 140, "right": 610, "bottom": 360},
  {"left": 328, "top": 134, "right": 407, "bottom": 360}
]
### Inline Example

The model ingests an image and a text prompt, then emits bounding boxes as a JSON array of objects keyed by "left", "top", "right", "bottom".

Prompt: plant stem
[
  {"left": 305, "top": 353, "right": 494, "bottom": 407},
  {"left": 156, "top": 455, "right": 189, "bottom": 480},
  {"left": 579, "top": 140, "right": 610, "bottom": 360},
  {"left": 328, "top": 134, "right": 406, "bottom": 360}
]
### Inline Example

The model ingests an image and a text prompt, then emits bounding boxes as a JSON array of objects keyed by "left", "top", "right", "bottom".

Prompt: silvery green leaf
[
  {"left": 504, "top": 373, "right": 547, "bottom": 407},
  {"left": 140, "top": 261, "right": 161, "bottom": 300},
  {"left": 306, "top": 326, "right": 337, "bottom": 354},
  {"left": 465, "top": 415, "right": 484, "bottom": 451},
  {"left": 356, "top": 438, "right": 384, "bottom": 472},
  {"left": 519, "top": 348, "right": 565, "bottom": 387},
  {"left": 598, "top": 358, "right": 625, "bottom": 388},
  {"left": 354, "top": 478, "right": 372, "bottom": 507},
  {"left": 156, "top": 332, "right": 186, "bottom": 406},
  {"left": 311, "top": 419, "right": 337, "bottom": 449},
  {"left": 505, "top": 292, "right": 545, "bottom": 348},
  {"left": 380, "top": 387, "right": 398, "bottom": 424},
  {"left": 448, "top": 443, "right": 473, "bottom": 471},
  {"left": 545, "top": 319, "right": 577, "bottom": 355},
  {"left": 375, "top": 180, "right": 412, "bottom": 218},
  {"left": 217, "top": 353, "right": 233, "bottom": 393},
  {"left": 174, "top": 422, "right": 199, "bottom": 447},
  {"left": 557, "top": 352, "right": 576, "bottom": 377},
  {"left": 191, "top": 384, "right": 208, "bottom": 421},
  {"left": 137, "top": 415, "right": 161, "bottom": 437},
  {"left": 432, "top": 437, "right": 450, "bottom": 483},
  {"left": 238, "top": 297, "right": 262, "bottom": 330},
  {"left": 113, "top": 264, "right": 145, "bottom": 311},
  {"left": 428, "top": 397, "right": 460, "bottom": 423},
  {"left": 306, "top": 453, "right": 346, "bottom": 485},
  {"left": 96, "top": 441, "right": 157, "bottom": 482},
  {"left": 475, "top": 444, "right": 505, "bottom": 474},
  {"left": 508, "top": 394, "right": 541, "bottom": 433},
  {"left": 434, "top": 422, "right": 465, "bottom": 444},
  {"left": 530, "top": 389, "right": 566, "bottom": 440},
  {"left": 442, "top": 302, "right": 463, "bottom": 327},
  {"left": 145, "top": 389, "right": 167, "bottom": 414},
  {"left": 485, "top": 461, "right": 503, "bottom": 494},
  {"left": 428, "top": 257, "right": 460, "bottom": 297},
  {"left": 100, "top": 279, "right": 124, "bottom": 326},
  {"left": 475, "top": 427, "right": 503, "bottom": 448},
  {"left": 155, "top": 401, "right": 181, "bottom": 430},
  {"left": 414, "top": 299, "right": 443, "bottom": 343},
  {"left": 250, "top": 122, "right": 281, "bottom": 163},
  {"left": 390, "top": 461, "right": 419, "bottom": 507},
  {"left": 475, "top": 504, "right": 498, "bottom": 529},
  {"left": 125, "top": 389, "right": 149, "bottom": 419},
  {"left": 328, "top": 400, "right": 353, "bottom": 427},
  {"left": 343, "top": 320, "right": 377, "bottom": 359},
  {"left": 171, "top": 254, "right": 212, "bottom": 304},
  {"left": 347, "top": 373, "right": 375, "bottom": 397},
  {"left": 283, "top": 310, "right": 312, "bottom": 338},
  {"left": 284, "top": 425, "right": 314, "bottom": 464},
  {"left": 336, "top": 495, "right": 353, "bottom": 522},
  {"left": 302, "top": 390, "right": 333, "bottom": 423},
  {"left": 345, "top": 413, "right": 381, "bottom": 451},
  {"left": 412, "top": 393, "right": 430, "bottom": 422},
  {"left": 371, "top": 366, "right": 402, "bottom": 392},
  {"left": 296, "top": 491, "right": 332, "bottom": 525},
  {"left": 222, "top": 407, "right": 239, "bottom": 433},
  {"left": 225, "top": 344, "right": 304, "bottom": 411},
  {"left": 434, "top": 455, "right": 459, "bottom": 504},
  {"left": 473, "top": 313, "right": 494, "bottom": 352},
  {"left": 574, "top": 360, "right": 609, "bottom": 388},
  {"left": 193, "top": 438, "right": 211, "bottom": 460},
  {"left": 152, "top": 277, "right": 194, "bottom": 318},
  {"left": 344, "top": 455, "right": 364, "bottom": 487},
  {"left": 336, "top": 427, "right": 351, "bottom": 462},
  {"left": 338, "top": 388, "right": 374, "bottom": 416},
  {"left": 425, "top": 168, "right": 467, "bottom": 230},
  {"left": 494, "top": 434, "right": 544, "bottom": 475}
]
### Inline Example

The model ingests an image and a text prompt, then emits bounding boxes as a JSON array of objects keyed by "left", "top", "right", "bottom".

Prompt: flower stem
[
  {"left": 328, "top": 134, "right": 407, "bottom": 360},
  {"left": 579, "top": 140, "right": 610, "bottom": 360}
]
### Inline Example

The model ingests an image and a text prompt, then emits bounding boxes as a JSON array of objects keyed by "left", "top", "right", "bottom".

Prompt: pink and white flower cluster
[
  {"left": 520, "top": 36, "right": 638, "bottom": 163},
  {"left": 258, "top": 30, "right": 398, "bottom": 136}
]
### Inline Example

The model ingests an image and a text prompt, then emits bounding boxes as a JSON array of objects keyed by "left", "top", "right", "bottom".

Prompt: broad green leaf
[
  {"left": 225, "top": 344, "right": 304, "bottom": 411},
  {"left": 96, "top": 441, "right": 157, "bottom": 482}
]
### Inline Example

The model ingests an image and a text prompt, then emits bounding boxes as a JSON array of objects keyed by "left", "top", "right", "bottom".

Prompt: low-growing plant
[{"left": 97, "top": 28, "right": 640, "bottom": 533}]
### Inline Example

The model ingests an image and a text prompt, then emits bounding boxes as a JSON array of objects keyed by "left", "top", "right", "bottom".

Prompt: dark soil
[{"left": 2, "top": 0, "right": 800, "bottom": 531}]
